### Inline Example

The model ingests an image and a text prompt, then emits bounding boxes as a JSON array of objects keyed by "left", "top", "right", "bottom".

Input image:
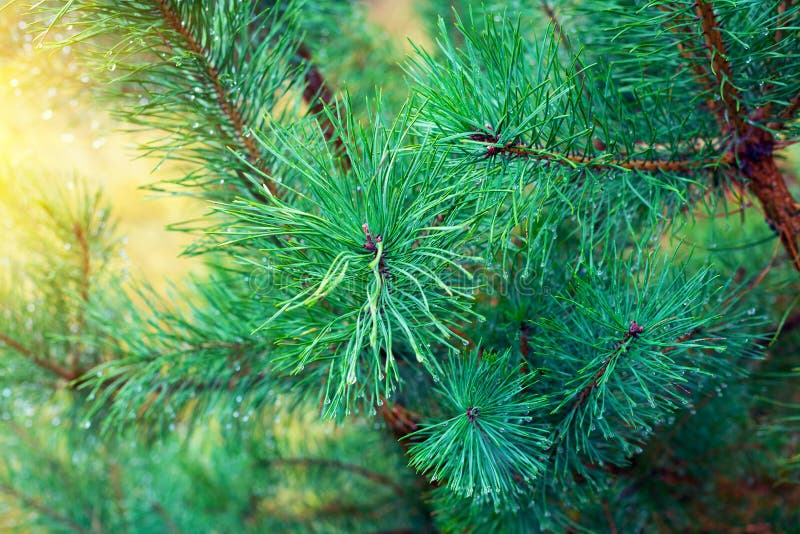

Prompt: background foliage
[{"left": 2, "top": 1, "right": 800, "bottom": 532}]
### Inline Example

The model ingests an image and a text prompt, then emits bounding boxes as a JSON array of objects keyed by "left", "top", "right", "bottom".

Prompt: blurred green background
[
  {"left": 0, "top": 0, "right": 427, "bottom": 291},
  {"left": 2, "top": 1, "right": 799, "bottom": 531}
]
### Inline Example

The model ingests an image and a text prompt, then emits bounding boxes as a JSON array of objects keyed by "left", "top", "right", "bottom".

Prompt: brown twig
[
  {"left": 151, "top": 502, "right": 183, "bottom": 534},
  {"left": 471, "top": 132, "right": 734, "bottom": 173},
  {"left": 603, "top": 499, "right": 619, "bottom": 534},
  {"left": 660, "top": 328, "right": 703, "bottom": 356},
  {"left": 659, "top": 4, "right": 729, "bottom": 129},
  {"left": 154, "top": 0, "right": 278, "bottom": 197},
  {"left": 0, "top": 333, "right": 78, "bottom": 382},
  {"left": 736, "top": 126, "right": 800, "bottom": 270},
  {"left": 71, "top": 221, "right": 91, "bottom": 372},
  {"left": 558, "top": 321, "right": 646, "bottom": 434},
  {"left": 73, "top": 223, "right": 90, "bottom": 304},
  {"left": 264, "top": 457, "right": 406, "bottom": 497},
  {"left": 378, "top": 398, "right": 420, "bottom": 448},
  {"left": 540, "top": 1, "right": 585, "bottom": 80},
  {"left": 659, "top": 1, "right": 800, "bottom": 269},
  {"left": 693, "top": 0, "right": 747, "bottom": 136},
  {"left": 520, "top": 322, "right": 531, "bottom": 374},
  {"left": 296, "top": 45, "right": 349, "bottom": 168},
  {"left": 109, "top": 463, "right": 127, "bottom": 531},
  {"left": 0, "top": 483, "right": 92, "bottom": 534}
]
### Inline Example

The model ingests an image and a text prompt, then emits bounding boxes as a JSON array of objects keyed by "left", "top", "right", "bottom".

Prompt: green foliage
[
  {"left": 1, "top": 400, "right": 426, "bottom": 533},
  {"left": 217, "top": 100, "right": 492, "bottom": 417},
  {"left": 537, "top": 249, "right": 766, "bottom": 477},
  {"left": 2, "top": 0, "right": 800, "bottom": 532},
  {"left": 407, "top": 350, "right": 549, "bottom": 507}
]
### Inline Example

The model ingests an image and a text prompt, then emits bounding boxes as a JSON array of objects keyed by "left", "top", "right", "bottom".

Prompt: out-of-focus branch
[
  {"left": 0, "top": 333, "right": 78, "bottom": 382},
  {"left": 265, "top": 457, "right": 406, "bottom": 497},
  {"left": 0, "top": 483, "right": 92, "bottom": 534}
]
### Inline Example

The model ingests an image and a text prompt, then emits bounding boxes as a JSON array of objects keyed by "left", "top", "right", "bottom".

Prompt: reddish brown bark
[
  {"left": 662, "top": 0, "right": 800, "bottom": 269},
  {"left": 155, "top": 0, "right": 279, "bottom": 197},
  {"left": 737, "top": 127, "right": 800, "bottom": 269},
  {"left": 296, "top": 45, "right": 348, "bottom": 167}
]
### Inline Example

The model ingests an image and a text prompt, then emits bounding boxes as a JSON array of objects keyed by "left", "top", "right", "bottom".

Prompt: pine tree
[{"left": 2, "top": 0, "right": 800, "bottom": 532}]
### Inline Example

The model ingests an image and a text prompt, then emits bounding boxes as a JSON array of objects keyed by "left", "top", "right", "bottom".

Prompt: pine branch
[
  {"left": 72, "top": 222, "right": 90, "bottom": 304},
  {"left": 658, "top": 4, "right": 728, "bottom": 130},
  {"left": 602, "top": 500, "right": 619, "bottom": 534},
  {"left": 379, "top": 399, "right": 421, "bottom": 446},
  {"left": 0, "top": 483, "right": 92, "bottom": 534},
  {"left": 71, "top": 221, "right": 90, "bottom": 372},
  {"left": 265, "top": 457, "right": 406, "bottom": 497},
  {"left": 655, "top": 1, "right": 800, "bottom": 269},
  {"left": 297, "top": 44, "right": 348, "bottom": 167},
  {"left": 0, "top": 332, "right": 79, "bottom": 382},
  {"left": 406, "top": 351, "right": 549, "bottom": 504},
  {"left": 470, "top": 135, "right": 735, "bottom": 172},
  {"left": 539, "top": 0, "right": 584, "bottom": 80},
  {"left": 152, "top": 2, "right": 346, "bottom": 196},
  {"left": 151, "top": 502, "right": 183, "bottom": 534},
  {"left": 775, "top": 0, "right": 793, "bottom": 42},
  {"left": 153, "top": 0, "right": 278, "bottom": 197},
  {"left": 693, "top": 0, "right": 747, "bottom": 136},
  {"left": 555, "top": 321, "right": 646, "bottom": 441},
  {"left": 779, "top": 93, "right": 800, "bottom": 122},
  {"left": 736, "top": 125, "right": 800, "bottom": 270},
  {"left": 658, "top": 1, "right": 744, "bottom": 133},
  {"left": 780, "top": 309, "right": 800, "bottom": 335}
]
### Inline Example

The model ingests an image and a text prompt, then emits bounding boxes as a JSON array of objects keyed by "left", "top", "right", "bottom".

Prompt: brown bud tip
[{"left": 592, "top": 137, "right": 607, "bottom": 151}]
